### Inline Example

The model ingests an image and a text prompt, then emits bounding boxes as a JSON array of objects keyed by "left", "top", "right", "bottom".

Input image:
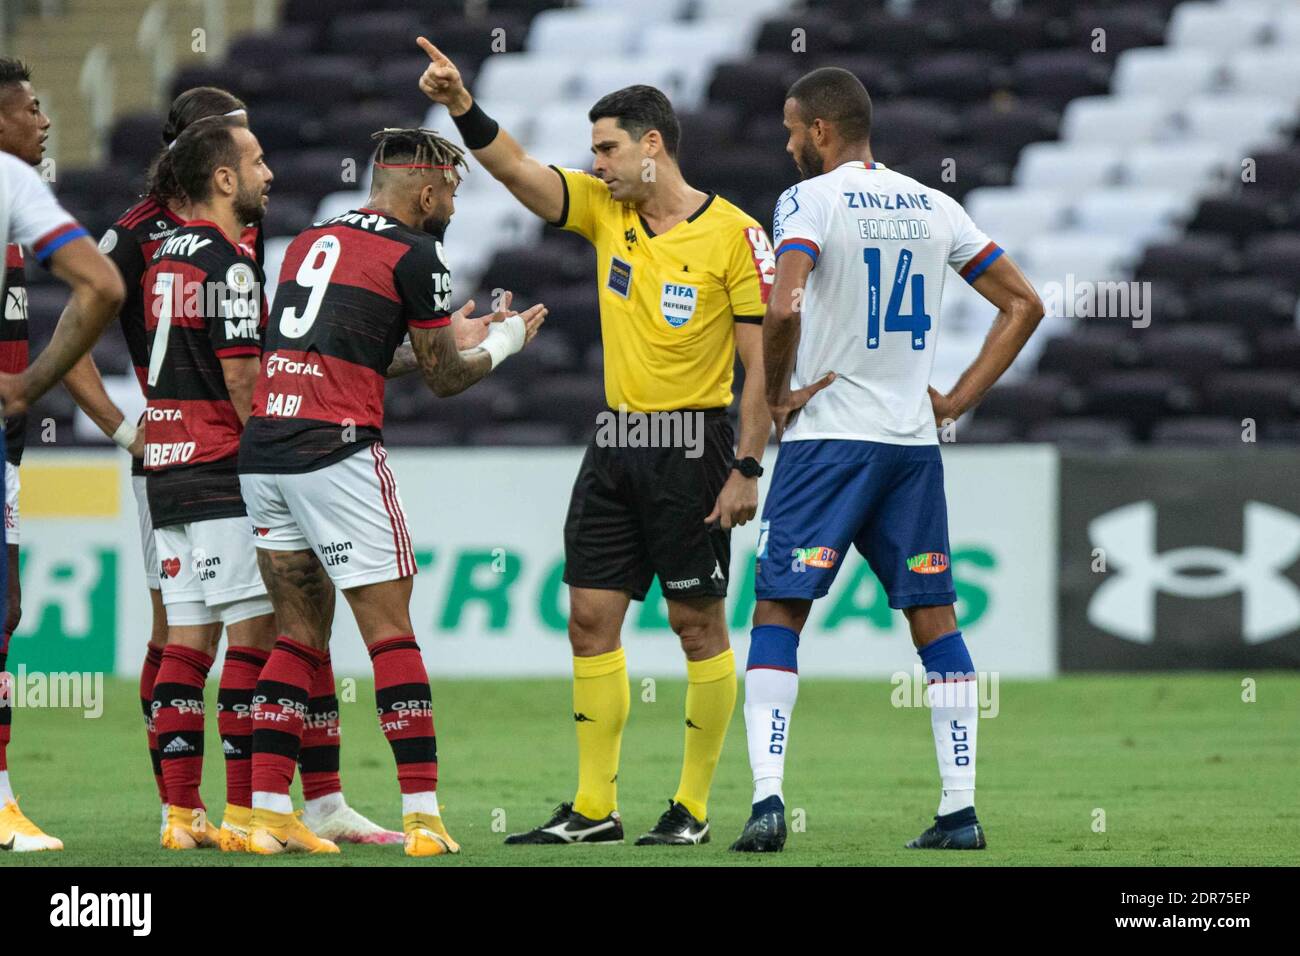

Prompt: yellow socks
[
  {"left": 673, "top": 648, "right": 737, "bottom": 822},
  {"left": 572, "top": 648, "right": 630, "bottom": 820}
]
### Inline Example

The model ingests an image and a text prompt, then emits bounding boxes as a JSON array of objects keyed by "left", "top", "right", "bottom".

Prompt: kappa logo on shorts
[
  {"left": 907, "top": 551, "right": 949, "bottom": 574},
  {"left": 252, "top": 526, "right": 269, "bottom": 536},
  {"left": 792, "top": 546, "right": 839, "bottom": 569},
  {"left": 661, "top": 282, "right": 697, "bottom": 328},
  {"left": 160, "top": 557, "right": 181, "bottom": 579}
]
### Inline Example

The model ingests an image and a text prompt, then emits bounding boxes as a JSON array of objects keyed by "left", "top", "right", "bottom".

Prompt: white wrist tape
[
  {"left": 480, "top": 313, "right": 527, "bottom": 370},
  {"left": 112, "top": 419, "right": 137, "bottom": 450}
]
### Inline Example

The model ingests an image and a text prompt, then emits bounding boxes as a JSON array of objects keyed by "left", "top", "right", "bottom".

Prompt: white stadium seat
[
  {"left": 569, "top": 56, "right": 713, "bottom": 112},
  {"left": 312, "top": 190, "right": 368, "bottom": 225},
  {"left": 963, "top": 187, "right": 1071, "bottom": 251},
  {"left": 1015, "top": 143, "right": 1123, "bottom": 190},
  {"left": 526, "top": 9, "right": 642, "bottom": 55},
  {"left": 1112, "top": 47, "right": 1224, "bottom": 97},
  {"left": 440, "top": 191, "right": 543, "bottom": 288},
  {"left": 692, "top": 0, "right": 791, "bottom": 19},
  {"left": 476, "top": 54, "right": 583, "bottom": 111},
  {"left": 1223, "top": 49, "right": 1300, "bottom": 99},
  {"left": 581, "top": 0, "right": 689, "bottom": 18},
  {"left": 529, "top": 103, "right": 601, "bottom": 169},
  {"left": 261, "top": 237, "right": 295, "bottom": 307},
  {"left": 424, "top": 102, "right": 538, "bottom": 153},
  {"left": 1061, "top": 96, "right": 1177, "bottom": 145},
  {"left": 1166, "top": 1, "right": 1272, "bottom": 51},
  {"left": 1274, "top": 9, "right": 1300, "bottom": 46},
  {"left": 1177, "top": 95, "right": 1297, "bottom": 152},
  {"left": 1016, "top": 232, "right": 1143, "bottom": 283},
  {"left": 1119, "top": 142, "right": 1235, "bottom": 192},
  {"left": 637, "top": 18, "right": 760, "bottom": 61},
  {"left": 1069, "top": 188, "right": 1194, "bottom": 245}
]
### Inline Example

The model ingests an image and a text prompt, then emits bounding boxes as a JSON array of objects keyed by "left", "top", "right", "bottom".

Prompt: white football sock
[
  {"left": 927, "top": 680, "right": 978, "bottom": 816},
  {"left": 304, "top": 791, "right": 346, "bottom": 818},
  {"left": 402, "top": 791, "right": 439, "bottom": 817},
  {"left": 252, "top": 790, "right": 293, "bottom": 815},
  {"left": 0, "top": 770, "right": 12, "bottom": 803},
  {"left": 744, "top": 668, "right": 798, "bottom": 806}
]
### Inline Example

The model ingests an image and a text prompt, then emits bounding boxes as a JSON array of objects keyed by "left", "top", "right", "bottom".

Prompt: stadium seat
[
  {"left": 1069, "top": 5, "right": 1169, "bottom": 55},
  {"left": 1119, "top": 141, "right": 1234, "bottom": 192},
  {"left": 1223, "top": 49, "right": 1300, "bottom": 99},
  {"left": 1011, "top": 50, "right": 1113, "bottom": 108},
  {"left": 1061, "top": 96, "right": 1176, "bottom": 145},
  {"left": 476, "top": 54, "right": 582, "bottom": 110},
  {"left": 1025, "top": 417, "right": 1136, "bottom": 447},
  {"left": 1084, "top": 370, "right": 1198, "bottom": 430},
  {"left": 109, "top": 113, "right": 165, "bottom": 166},
  {"left": 1242, "top": 233, "right": 1300, "bottom": 289},
  {"left": 959, "top": 102, "right": 1060, "bottom": 165},
  {"left": 1019, "top": 232, "right": 1143, "bottom": 281},
  {"left": 1149, "top": 416, "right": 1248, "bottom": 445},
  {"left": 1136, "top": 234, "right": 1238, "bottom": 283},
  {"left": 905, "top": 53, "right": 1003, "bottom": 104},
  {"left": 1256, "top": 329, "right": 1300, "bottom": 370},
  {"left": 568, "top": 57, "right": 713, "bottom": 113},
  {"left": 272, "top": 56, "right": 369, "bottom": 110},
  {"left": 706, "top": 57, "right": 799, "bottom": 121},
  {"left": 639, "top": 18, "right": 762, "bottom": 65},
  {"left": 1177, "top": 96, "right": 1297, "bottom": 153},
  {"left": 975, "top": 375, "right": 1081, "bottom": 424},
  {"left": 1203, "top": 371, "right": 1300, "bottom": 421},
  {"left": 958, "top": 417, "right": 1022, "bottom": 443},
  {"left": 1015, "top": 143, "right": 1123, "bottom": 190},
  {"left": 1037, "top": 332, "right": 1141, "bottom": 380},
  {"left": 525, "top": 374, "right": 611, "bottom": 440},
  {"left": 324, "top": 11, "right": 422, "bottom": 56},
  {"left": 1187, "top": 278, "right": 1298, "bottom": 329},
  {"left": 1137, "top": 326, "right": 1254, "bottom": 381},
  {"left": 1069, "top": 187, "right": 1193, "bottom": 245},
  {"left": 1186, "top": 193, "right": 1290, "bottom": 239},
  {"left": 963, "top": 188, "right": 1071, "bottom": 252},
  {"left": 1111, "top": 47, "right": 1224, "bottom": 97},
  {"left": 526, "top": 9, "right": 644, "bottom": 54},
  {"left": 1166, "top": 0, "right": 1273, "bottom": 50},
  {"left": 466, "top": 423, "right": 574, "bottom": 446},
  {"left": 227, "top": 25, "right": 319, "bottom": 65}
]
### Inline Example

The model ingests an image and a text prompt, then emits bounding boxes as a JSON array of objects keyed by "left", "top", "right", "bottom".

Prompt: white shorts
[
  {"left": 132, "top": 474, "right": 160, "bottom": 589},
  {"left": 154, "top": 515, "right": 271, "bottom": 625},
  {"left": 5, "top": 462, "right": 19, "bottom": 547},
  {"left": 240, "top": 442, "right": 416, "bottom": 590}
]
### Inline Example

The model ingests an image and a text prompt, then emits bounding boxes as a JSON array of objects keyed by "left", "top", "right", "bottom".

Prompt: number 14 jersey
[
  {"left": 239, "top": 208, "right": 452, "bottom": 474},
  {"left": 772, "top": 161, "right": 1002, "bottom": 445}
]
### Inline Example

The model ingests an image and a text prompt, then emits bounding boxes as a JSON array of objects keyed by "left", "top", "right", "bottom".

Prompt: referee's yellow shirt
[{"left": 551, "top": 166, "right": 775, "bottom": 413}]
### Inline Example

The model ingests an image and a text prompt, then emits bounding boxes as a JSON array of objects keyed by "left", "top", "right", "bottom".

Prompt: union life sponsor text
[
  {"left": 0, "top": 665, "right": 103, "bottom": 718},
  {"left": 49, "top": 886, "right": 151, "bottom": 936}
]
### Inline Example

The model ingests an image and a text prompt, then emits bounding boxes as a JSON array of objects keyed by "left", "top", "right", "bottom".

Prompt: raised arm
[
  {"left": 416, "top": 36, "right": 565, "bottom": 224},
  {"left": 927, "top": 253, "right": 1044, "bottom": 426}
]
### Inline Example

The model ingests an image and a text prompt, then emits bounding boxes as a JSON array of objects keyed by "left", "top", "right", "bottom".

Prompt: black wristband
[{"left": 451, "top": 100, "right": 500, "bottom": 150}]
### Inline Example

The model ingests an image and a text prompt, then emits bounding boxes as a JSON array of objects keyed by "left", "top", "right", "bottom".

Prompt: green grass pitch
[{"left": 3, "top": 673, "right": 1296, "bottom": 866}]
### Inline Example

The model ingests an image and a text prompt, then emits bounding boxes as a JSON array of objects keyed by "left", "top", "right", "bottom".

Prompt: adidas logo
[
  {"left": 222, "top": 739, "right": 239, "bottom": 756},
  {"left": 162, "top": 737, "right": 194, "bottom": 754}
]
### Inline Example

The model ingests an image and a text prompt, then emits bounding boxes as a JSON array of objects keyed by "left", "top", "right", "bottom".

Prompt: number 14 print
[{"left": 864, "top": 246, "right": 931, "bottom": 350}]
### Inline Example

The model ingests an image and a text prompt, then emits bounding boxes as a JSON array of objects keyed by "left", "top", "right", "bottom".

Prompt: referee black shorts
[{"left": 563, "top": 408, "right": 734, "bottom": 602}]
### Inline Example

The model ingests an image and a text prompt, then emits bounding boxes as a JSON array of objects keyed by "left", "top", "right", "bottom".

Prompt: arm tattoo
[
  {"left": 410, "top": 325, "right": 493, "bottom": 397},
  {"left": 386, "top": 341, "right": 420, "bottom": 378},
  {"left": 256, "top": 547, "right": 335, "bottom": 646}
]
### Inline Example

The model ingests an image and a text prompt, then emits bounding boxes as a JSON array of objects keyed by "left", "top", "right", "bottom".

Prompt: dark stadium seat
[
  {"left": 467, "top": 423, "right": 573, "bottom": 446},
  {"left": 525, "top": 374, "right": 610, "bottom": 440},
  {"left": 754, "top": 13, "right": 847, "bottom": 58},
  {"left": 706, "top": 57, "right": 799, "bottom": 120},
  {"left": 521, "top": 284, "right": 600, "bottom": 346},
  {"left": 814, "top": 55, "right": 902, "bottom": 100},
  {"left": 1083, "top": 370, "right": 1198, "bottom": 431},
  {"left": 1247, "top": 147, "right": 1300, "bottom": 198},
  {"left": 261, "top": 149, "right": 354, "bottom": 198},
  {"left": 869, "top": 100, "right": 958, "bottom": 162},
  {"left": 271, "top": 56, "right": 369, "bottom": 109},
  {"left": 1187, "top": 194, "right": 1290, "bottom": 240},
  {"left": 325, "top": 12, "right": 423, "bottom": 57},
  {"left": 227, "top": 25, "right": 319, "bottom": 65},
  {"left": 169, "top": 64, "right": 267, "bottom": 104},
  {"left": 310, "top": 103, "right": 427, "bottom": 156},
  {"left": 975, "top": 375, "right": 1082, "bottom": 424},
  {"left": 242, "top": 101, "right": 311, "bottom": 152},
  {"left": 1255, "top": 329, "right": 1300, "bottom": 371},
  {"left": 905, "top": 53, "right": 1005, "bottom": 104},
  {"left": 950, "top": 8, "right": 1059, "bottom": 55},
  {"left": 1012, "top": 51, "right": 1112, "bottom": 108},
  {"left": 958, "top": 417, "right": 1022, "bottom": 443},
  {"left": 281, "top": 0, "right": 365, "bottom": 24},
  {"left": 379, "top": 422, "right": 461, "bottom": 447},
  {"left": 109, "top": 113, "right": 165, "bottom": 166},
  {"left": 1024, "top": 417, "right": 1136, "bottom": 448},
  {"left": 1204, "top": 371, "right": 1300, "bottom": 422},
  {"left": 1068, "top": 5, "right": 1169, "bottom": 54},
  {"left": 1242, "top": 234, "right": 1300, "bottom": 290},
  {"left": 958, "top": 102, "right": 1061, "bottom": 166},
  {"left": 1037, "top": 332, "right": 1140, "bottom": 380},
  {"left": 676, "top": 106, "right": 742, "bottom": 157},
  {"left": 1137, "top": 326, "right": 1253, "bottom": 381},
  {"left": 837, "top": 11, "right": 950, "bottom": 58},
  {"left": 1150, "top": 417, "right": 1250, "bottom": 446},
  {"left": 481, "top": 244, "right": 589, "bottom": 300},
  {"left": 260, "top": 194, "right": 318, "bottom": 241},
  {"left": 1187, "top": 278, "right": 1298, "bottom": 330},
  {"left": 1135, "top": 235, "right": 1239, "bottom": 283}
]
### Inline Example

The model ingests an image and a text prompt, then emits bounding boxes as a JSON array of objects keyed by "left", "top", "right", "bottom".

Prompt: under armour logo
[{"left": 1088, "top": 501, "right": 1300, "bottom": 643}]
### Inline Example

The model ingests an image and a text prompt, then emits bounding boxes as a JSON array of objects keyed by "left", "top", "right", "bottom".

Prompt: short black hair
[
  {"left": 588, "top": 85, "right": 680, "bottom": 157},
  {"left": 0, "top": 58, "right": 32, "bottom": 92},
  {"left": 786, "top": 67, "right": 873, "bottom": 144},
  {"left": 168, "top": 115, "right": 245, "bottom": 203}
]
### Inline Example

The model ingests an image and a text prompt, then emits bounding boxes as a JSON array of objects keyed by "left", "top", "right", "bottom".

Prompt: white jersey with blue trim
[
  {"left": 772, "top": 160, "right": 1001, "bottom": 445},
  {"left": 0, "top": 151, "right": 85, "bottom": 264}
]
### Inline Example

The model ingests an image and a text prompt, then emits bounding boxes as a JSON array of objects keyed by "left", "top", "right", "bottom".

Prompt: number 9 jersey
[
  {"left": 239, "top": 208, "right": 452, "bottom": 475},
  {"left": 772, "top": 161, "right": 1002, "bottom": 445}
]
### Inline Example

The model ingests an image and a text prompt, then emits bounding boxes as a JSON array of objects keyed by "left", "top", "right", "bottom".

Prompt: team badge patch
[
  {"left": 225, "top": 261, "right": 257, "bottom": 294},
  {"left": 607, "top": 256, "right": 632, "bottom": 298},
  {"left": 661, "top": 281, "right": 697, "bottom": 327},
  {"left": 97, "top": 229, "right": 118, "bottom": 254},
  {"left": 907, "top": 552, "right": 949, "bottom": 574},
  {"left": 792, "top": 546, "right": 839, "bottom": 569}
]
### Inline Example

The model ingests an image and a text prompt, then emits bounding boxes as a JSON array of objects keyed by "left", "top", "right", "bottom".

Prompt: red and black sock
[
  {"left": 152, "top": 645, "right": 213, "bottom": 811},
  {"left": 140, "top": 642, "right": 165, "bottom": 803},
  {"left": 300, "top": 652, "right": 342, "bottom": 802},
  {"left": 370, "top": 636, "right": 437, "bottom": 796},
  {"left": 218, "top": 646, "right": 269, "bottom": 809},
  {"left": 251, "top": 637, "right": 321, "bottom": 799},
  {"left": 0, "top": 636, "right": 11, "bottom": 775}
]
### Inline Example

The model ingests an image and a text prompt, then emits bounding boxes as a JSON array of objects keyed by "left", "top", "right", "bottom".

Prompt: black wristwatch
[{"left": 732, "top": 456, "right": 763, "bottom": 478}]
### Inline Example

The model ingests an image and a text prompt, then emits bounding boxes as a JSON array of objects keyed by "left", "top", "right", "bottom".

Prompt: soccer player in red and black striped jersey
[
  {"left": 238, "top": 128, "right": 545, "bottom": 856},
  {"left": 63, "top": 90, "right": 399, "bottom": 847}
]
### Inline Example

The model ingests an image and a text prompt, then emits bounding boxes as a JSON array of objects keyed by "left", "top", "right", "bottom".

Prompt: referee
[{"left": 418, "top": 37, "right": 775, "bottom": 845}]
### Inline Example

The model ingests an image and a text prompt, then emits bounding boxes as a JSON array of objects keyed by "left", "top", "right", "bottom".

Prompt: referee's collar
[
  {"left": 638, "top": 191, "right": 716, "bottom": 238},
  {"left": 843, "top": 161, "right": 885, "bottom": 171}
]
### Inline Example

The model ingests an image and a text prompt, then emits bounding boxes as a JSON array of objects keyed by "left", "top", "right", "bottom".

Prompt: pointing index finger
[{"left": 416, "top": 36, "right": 445, "bottom": 63}]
